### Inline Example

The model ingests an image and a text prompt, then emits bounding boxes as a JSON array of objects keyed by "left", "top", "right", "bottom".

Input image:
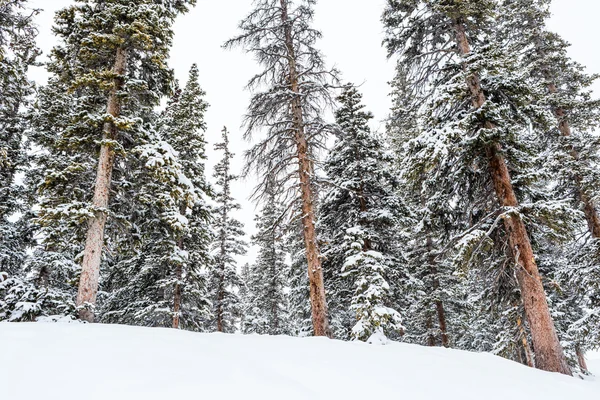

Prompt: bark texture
[
  {"left": 76, "top": 47, "right": 128, "bottom": 322},
  {"left": 427, "top": 236, "right": 449, "bottom": 347},
  {"left": 576, "top": 345, "right": 589, "bottom": 374},
  {"left": 280, "top": 0, "right": 330, "bottom": 337},
  {"left": 453, "top": 20, "right": 571, "bottom": 376}
]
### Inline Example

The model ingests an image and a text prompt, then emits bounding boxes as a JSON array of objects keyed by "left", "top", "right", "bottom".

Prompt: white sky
[{"left": 27, "top": 0, "right": 600, "bottom": 264}]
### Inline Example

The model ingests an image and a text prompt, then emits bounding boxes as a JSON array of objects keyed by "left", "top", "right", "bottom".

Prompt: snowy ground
[{"left": 1, "top": 323, "right": 599, "bottom": 399}]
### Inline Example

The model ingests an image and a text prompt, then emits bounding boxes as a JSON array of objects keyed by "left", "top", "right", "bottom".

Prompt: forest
[{"left": 1, "top": 0, "right": 599, "bottom": 379}]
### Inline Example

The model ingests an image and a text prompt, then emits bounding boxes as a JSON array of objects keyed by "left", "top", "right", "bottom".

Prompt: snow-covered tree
[
  {"left": 320, "top": 86, "right": 405, "bottom": 342},
  {"left": 34, "top": 0, "right": 197, "bottom": 322},
  {"left": 243, "top": 184, "right": 290, "bottom": 335},
  {"left": 383, "top": 0, "right": 571, "bottom": 374},
  {"left": 0, "top": 0, "right": 38, "bottom": 289},
  {"left": 225, "top": 0, "right": 339, "bottom": 337},
  {"left": 100, "top": 65, "right": 212, "bottom": 330},
  {"left": 210, "top": 127, "right": 247, "bottom": 333}
]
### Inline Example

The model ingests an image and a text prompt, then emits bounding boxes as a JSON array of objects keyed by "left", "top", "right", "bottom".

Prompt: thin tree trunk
[
  {"left": 76, "top": 47, "right": 128, "bottom": 323},
  {"left": 426, "top": 237, "right": 449, "bottom": 347},
  {"left": 280, "top": 0, "right": 330, "bottom": 337},
  {"left": 173, "top": 203, "right": 187, "bottom": 329},
  {"left": 453, "top": 20, "right": 571, "bottom": 376},
  {"left": 576, "top": 345, "right": 589, "bottom": 374},
  {"left": 216, "top": 231, "right": 226, "bottom": 332}
]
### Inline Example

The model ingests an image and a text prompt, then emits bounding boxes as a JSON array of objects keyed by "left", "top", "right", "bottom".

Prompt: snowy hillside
[{"left": 1, "top": 323, "right": 598, "bottom": 400}]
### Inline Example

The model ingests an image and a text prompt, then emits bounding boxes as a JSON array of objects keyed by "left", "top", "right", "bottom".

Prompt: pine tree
[
  {"left": 320, "top": 86, "right": 405, "bottom": 342},
  {"left": 38, "top": 0, "right": 198, "bottom": 322},
  {"left": 0, "top": 0, "right": 38, "bottom": 290},
  {"left": 243, "top": 184, "right": 290, "bottom": 335},
  {"left": 225, "top": 0, "right": 339, "bottom": 337},
  {"left": 100, "top": 66, "right": 212, "bottom": 330},
  {"left": 211, "top": 127, "right": 247, "bottom": 333},
  {"left": 493, "top": 0, "right": 600, "bottom": 372},
  {"left": 383, "top": 0, "right": 571, "bottom": 374}
]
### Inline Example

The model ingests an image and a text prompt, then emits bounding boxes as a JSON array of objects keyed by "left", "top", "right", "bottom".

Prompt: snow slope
[{"left": 1, "top": 323, "right": 598, "bottom": 400}]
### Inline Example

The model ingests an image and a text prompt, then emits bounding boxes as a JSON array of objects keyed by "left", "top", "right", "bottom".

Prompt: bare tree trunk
[
  {"left": 546, "top": 82, "right": 600, "bottom": 238},
  {"left": 280, "top": 0, "right": 330, "bottom": 337},
  {"left": 426, "top": 237, "right": 449, "bottom": 347},
  {"left": 172, "top": 237, "right": 184, "bottom": 329},
  {"left": 216, "top": 238, "right": 226, "bottom": 332},
  {"left": 576, "top": 345, "right": 589, "bottom": 374},
  {"left": 76, "top": 47, "right": 128, "bottom": 323},
  {"left": 453, "top": 20, "right": 571, "bottom": 375}
]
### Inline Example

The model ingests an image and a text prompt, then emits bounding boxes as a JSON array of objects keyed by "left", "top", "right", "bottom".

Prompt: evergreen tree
[
  {"left": 320, "top": 86, "right": 404, "bottom": 342},
  {"left": 225, "top": 0, "right": 339, "bottom": 337},
  {"left": 287, "top": 221, "right": 313, "bottom": 337},
  {"left": 383, "top": 0, "right": 571, "bottom": 374},
  {"left": 37, "top": 0, "right": 197, "bottom": 322},
  {"left": 0, "top": 0, "right": 38, "bottom": 278},
  {"left": 243, "top": 184, "right": 290, "bottom": 335},
  {"left": 0, "top": 0, "right": 59, "bottom": 322},
  {"left": 210, "top": 127, "right": 247, "bottom": 333},
  {"left": 100, "top": 66, "right": 212, "bottom": 330}
]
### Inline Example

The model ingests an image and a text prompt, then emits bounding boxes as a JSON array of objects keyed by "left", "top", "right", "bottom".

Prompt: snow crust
[{"left": 1, "top": 323, "right": 598, "bottom": 399}]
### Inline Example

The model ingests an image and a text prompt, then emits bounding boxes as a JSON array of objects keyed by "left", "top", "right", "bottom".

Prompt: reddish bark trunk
[
  {"left": 280, "top": 0, "right": 330, "bottom": 337},
  {"left": 453, "top": 19, "right": 571, "bottom": 375},
  {"left": 77, "top": 47, "right": 128, "bottom": 323}
]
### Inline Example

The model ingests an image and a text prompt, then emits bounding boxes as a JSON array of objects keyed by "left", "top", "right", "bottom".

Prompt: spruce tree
[
  {"left": 243, "top": 184, "right": 290, "bottom": 335},
  {"left": 383, "top": 0, "right": 571, "bottom": 374},
  {"left": 320, "top": 85, "right": 405, "bottom": 342},
  {"left": 0, "top": 0, "right": 38, "bottom": 287},
  {"left": 211, "top": 127, "right": 247, "bottom": 333},
  {"left": 38, "top": 0, "right": 197, "bottom": 322},
  {"left": 225, "top": 0, "right": 339, "bottom": 337},
  {"left": 100, "top": 66, "right": 212, "bottom": 330}
]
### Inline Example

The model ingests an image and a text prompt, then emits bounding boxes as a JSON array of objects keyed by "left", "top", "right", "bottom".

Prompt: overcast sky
[{"left": 27, "top": 0, "right": 600, "bottom": 263}]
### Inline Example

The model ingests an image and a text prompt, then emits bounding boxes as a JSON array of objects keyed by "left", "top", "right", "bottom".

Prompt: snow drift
[{"left": 1, "top": 323, "right": 598, "bottom": 399}]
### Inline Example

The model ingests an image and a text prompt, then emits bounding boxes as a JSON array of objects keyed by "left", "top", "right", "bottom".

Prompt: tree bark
[
  {"left": 576, "top": 345, "right": 589, "bottom": 374},
  {"left": 280, "top": 0, "right": 330, "bottom": 337},
  {"left": 453, "top": 20, "right": 571, "bottom": 375},
  {"left": 517, "top": 316, "right": 535, "bottom": 368},
  {"left": 427, "top": 237, "right": 449, "bottom": 347},
  {"left": 76, "top": 47, "right": 128, "bottom": 323}
]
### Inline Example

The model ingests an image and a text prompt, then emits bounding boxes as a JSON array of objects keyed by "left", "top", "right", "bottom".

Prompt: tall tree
[
  {"left": 99, "top": 66, "right": 212, "bottom": 330},
  {"left": 211, "top": 127, "right": 247, "bottom": 333},
  {"left": 225, "top": 0, "right": 339, "bottom": 337},
  {"left": 242, "top": 185, "right": 290, "bottom": 335},
  {"left": 383, "top": 0, "right": 571, "bottom": 374},
  {"left": 47, "top": 0, "right": 197, "bottom": 322},
  {"left": 0, "top": 0, "right": 38, "bottom": 279},
  {"left": 320, "top": 85, "right": 405, "bottom": 342}
]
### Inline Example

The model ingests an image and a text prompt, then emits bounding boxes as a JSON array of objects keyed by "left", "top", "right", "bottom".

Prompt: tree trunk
[
  {"left": 76, "top": 47, "right": 128, "bottom": 323},
  {"left": 173, "top": 203, "right": 186, "bottom": 329},
  {"left": 427, "top": 237, "right": 449, "bottom": 347},
  {"left": 546, "top": 82, "right": 600, "bottom": 238},
  {"left": 453, "top": 19, "right": 571, "bottom": 376},
  {"left": 280, "top": 0, "right": 330, "bottom": 337},
  {"left": 576, "top": 345, "right": 589, "bottom": 374}
]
